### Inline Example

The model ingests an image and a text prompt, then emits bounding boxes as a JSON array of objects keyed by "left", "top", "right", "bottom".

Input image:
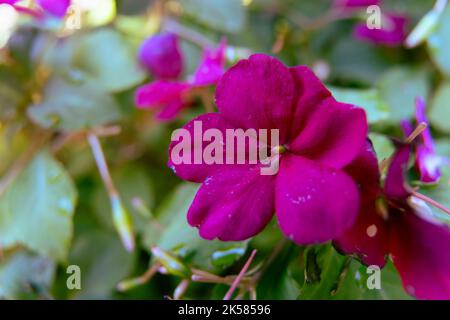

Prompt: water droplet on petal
[{"left": 366, "top": 224, "right": 378, "bottom": 238}]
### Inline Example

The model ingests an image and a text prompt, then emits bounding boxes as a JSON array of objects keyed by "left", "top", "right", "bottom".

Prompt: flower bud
[
  {"left": 151, "top": 246, "right": 191, "bottom": 278},
  {"left": 111, "top": 195, "right": 135, "bottom": 252}
]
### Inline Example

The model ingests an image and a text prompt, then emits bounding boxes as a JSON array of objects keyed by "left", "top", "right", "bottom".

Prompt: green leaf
[
  {"left": 257, "top": 244, "right": 301, "bottom": 299},
  {"left": 0, "top": 152, "right": 77, "bottom": 261},
  {"left": 28, "top": 71, "right": 122, "bottom": 131},
  {"left": 144, "top": 183, "right": 248, "bottom": 271},
  {"left": 0, "top": 66, "right": 26, "bottom": 120},
  {"left": 420, "top": 158, "right": 450, "bottom": 224},
  {"left": 92, "top": 165, "right": 154, "bottom": 236},
  {"left": 377, "top": 67, "right": 430, "bottom": 123},
  {"left": 180, "top": 0, "right": 247, "bottom": 34},
  {"left": 332, "top": 261, "right": 411, "bottom": 300},
  {"left": 0, "top": 251, "right": 56, "bottom": 299},
  {"left": 0, "top": 152, "right": 77, "bottom": 262},
  {"left": 329, "top": 87, "right": 390, "bottom": 124},
  {"left": 369, "top": 133, "right": 395, "bottom": 162},
  {"left": 330, "top": 38, "right": 389, "bottom": 85},
  {"left": 298, "top": 244, "right": 348, "bottom": 299},
  {"left": 428, "top": 6, "right": 450, "bottom": 77},
  {"left": 429, "top": 82, "right": 450, "bottom": 134},
  {"left": 73, "top": 28, "right": 146, "bottom": 92},
  {"left": 297, "top": 245, "right": 410, "bottom": 300},
  {"left": 68, "top": 229, "right": 136, "bottom": 299}
]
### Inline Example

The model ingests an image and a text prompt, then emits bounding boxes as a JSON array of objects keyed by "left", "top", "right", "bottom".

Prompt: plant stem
[
  {"left": 412, "top": 190, "right": 450, "bottom": 215},
  {"left": 163, "top": 18, "right": 214, "bottom": 48},
  {"left": 405, "top": 122, "right": 427, "bottom": 144},
  {"left": 117, "top": 263, "right": 161, "bottom": 292},
  {"left": 88, "top": 133, "right": 135, "bottom": 251},
  {"left": 87, "top": 133, "right": 118, "bottom": 197},
  {"left": 0, "top": 129, "right": 50, "bottom": 197},
  {"left": 224, "top": 249, "right": 257, "bottom": 300}
]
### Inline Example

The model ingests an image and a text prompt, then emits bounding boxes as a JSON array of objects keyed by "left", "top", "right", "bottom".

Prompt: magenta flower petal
[
  {"left": 138, "top": 33, "right": 184, "bottom": 79},
  {"left": 135, "top": 81, "right": 192, "bottom": 120},
  {"left": 384, "top": 144, "right": 412, "bottom": 201},
  {"left": 414, "top": 97, "right": 441, "bottom": 183},
  {"left": 334, "top": 203, "right": 389, "bottom": 267},
  {"left": 390, "top": 212, "right": 450, "bottom": 299},
  {"left": 155, "top": 100, "right": 186, "bottom": 121},
  {"left": 334, "top": 142, "right": 388, "bottom": 266},
  {"left": 400, "top": 119, "right": 414, "bottom": 138},
  {"left": 288, "top": 66, "right": 332, "bottom": 139},
  {"left": 215, "top": 54, "right": 296, "bottom": 142},
  {"left": 416, "top": 145, "right": 442, "bottom": 183},
  {"left": 333, "top": 0, "right": 380, "bottom": 8},
  {"left": 344, "top": 140, "right": 380, "bottom": 198},
  {"left": 275, "top": 155, "right": 360, "bottom": 244},
  {"left": 415, "top": 97, "right": 434, "bottom": 148},
  {"left": 168, "top": 113, "right": 238, "bottom": 183},
  {"left": 353, "top": 14, "right": 408, "bottom": 47},
  {"left": 135, "top": 81, "right": 191, "bottom": 107},
  {"left": 289, "top": 98, "right": 368, "bottom": 169},
  {"left": 36, "top": 0, "right": 70, "bottom": 17},
  {"left": 188, "top": 165, "right": 275, "bottom": 241},
  {"left": 192, "top": 39, "right": 227, "bottom": 86}
]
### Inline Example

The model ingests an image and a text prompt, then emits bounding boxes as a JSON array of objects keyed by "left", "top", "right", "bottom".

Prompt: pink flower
[
  {"left": 191, "top": 39, "right": 227, "bottom": 86},
  {"left": 168, "top": 54, "right": 368, "bottom": 243},
  {"left": 138, "top": 33, "right": 184, "bottom": 80},
  {"left": 353, "top": 13, "right": 408, "bottom": 46},
  {"left": 335, "top": 143, "right": 450, "bottom": 299},
  {"left": 136, "top": 41, "right": 227, "bottom": 121},
  {"left": 333, "top": 0, "right": 380, "bottom": 9},
  {"left": 2, "top": 0, "right": 70, "bottom": 19},
  {"left": 401, "top": 97, "right": 447, "bottom": 184},
  {"left": 412, "top": 97, "right": 446, "bottom": 183},
  {"left": 36, "top": 0, "right": 70, "bottom": 17}
]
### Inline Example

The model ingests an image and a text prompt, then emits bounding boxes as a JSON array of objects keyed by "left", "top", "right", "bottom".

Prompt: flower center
[
  {"left": 376, "top": 197, "right": 389, "bottom": 220},
  {"left": 271, "top": 145, "right": 287, "bottom": 155}
]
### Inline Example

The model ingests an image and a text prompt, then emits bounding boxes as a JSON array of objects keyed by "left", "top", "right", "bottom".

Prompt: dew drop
[{"left": 366, "top": 224, "right": 378, "bottom": 238}]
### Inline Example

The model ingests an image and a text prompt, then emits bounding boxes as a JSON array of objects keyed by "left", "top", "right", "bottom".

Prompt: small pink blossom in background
[
  {"left": 1, "top": 0, "right": 71, "bottom": 19},
  {"left": 36, "top": 0, "right": 71, "bottom": 17},
  {"left": 136, "top": 40, "right": 227, "bottom": 121},
  {"left": 334, "top": 143, "right": 450, "bottom": 299},
  {"left": 136, "top": 81, "right": 192, "bottom": 121},
  {"left": 333, "top": 0, "right": 380, "bottom": 9},
  {"left": 191, "top": 39, "right": 227, "bottom": 86},
  {"left": 401, "top": 97, "right": 447, "bottom": 184},
  {"left": 138, "top": 33, "right": 184, "bottom": 80},
  {"left": 353, "top": 13, "right": 408, "bottom": 46},
  {"left": 168, "top": 53, "right": 369, "bottom": 244}
]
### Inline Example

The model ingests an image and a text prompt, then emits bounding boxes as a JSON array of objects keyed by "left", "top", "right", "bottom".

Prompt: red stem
[
  {"left": 223, "top": 250, "right": 257, "bottom": 300},
  {"left": 412, "top": 191, "right": 450, "bottom": 215}
]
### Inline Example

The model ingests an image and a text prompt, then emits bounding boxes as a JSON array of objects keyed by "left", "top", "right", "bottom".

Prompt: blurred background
[{"left": 0, "top": 0, "right": 449, "bottom": 300}]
